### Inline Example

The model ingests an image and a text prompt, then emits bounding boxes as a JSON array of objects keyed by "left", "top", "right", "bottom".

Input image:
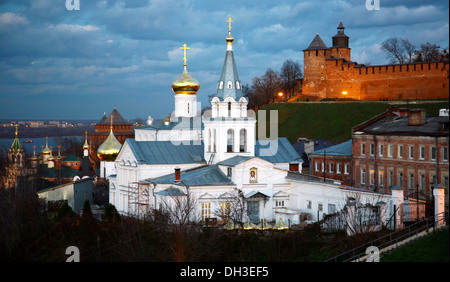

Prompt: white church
[{"left": 101, "top": 19, "right": 403, "bottom": 230}]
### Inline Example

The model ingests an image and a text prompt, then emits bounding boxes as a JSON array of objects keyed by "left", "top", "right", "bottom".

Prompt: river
[{"left": 0, "top": 136, "right": 83, "bottom": 155}]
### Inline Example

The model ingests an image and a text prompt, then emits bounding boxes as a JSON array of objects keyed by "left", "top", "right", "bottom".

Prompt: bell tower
[{"left": 203, "top": 18, "right": 256, "bottom": 165}]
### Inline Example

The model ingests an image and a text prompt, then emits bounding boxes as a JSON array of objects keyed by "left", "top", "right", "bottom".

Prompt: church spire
[{"left": 215, "top": 18, "right": 243, "bottom": 101}]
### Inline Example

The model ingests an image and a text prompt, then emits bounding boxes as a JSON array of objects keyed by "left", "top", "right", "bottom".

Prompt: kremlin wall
[{"left": 301, "top": 21, "right": 449, "bottom": 101}]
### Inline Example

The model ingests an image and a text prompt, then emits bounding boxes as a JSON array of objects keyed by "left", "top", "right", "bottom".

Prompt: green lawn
[
  {"left": 260, "top": 101, "right": 449, "bottom": 144},
  {"left": 381, "top": 227, "right": 449, "bottom": 262}
]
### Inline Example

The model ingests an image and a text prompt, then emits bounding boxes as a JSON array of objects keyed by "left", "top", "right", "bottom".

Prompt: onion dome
[
  {"left": 171, "top": 44, "right": 200, "bottom": 94},
  {"left": 97, "top": 119, "right": 122, "bottom": 162},
  {"left": 42, "top": 137, "right": 51, "bottom": 155}
]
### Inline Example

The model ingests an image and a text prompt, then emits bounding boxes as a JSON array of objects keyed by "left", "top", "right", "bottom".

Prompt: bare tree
[
  {"left": 280, "top": 59, "right": 302, "bottom": 99},
  {"left": 250, "top": 68, "right": 283, "bottom": 105},
  {"left": 213, "top": 189, "right": 247, "bottom": 230},
  {"left": 414, "top": 42, "right": 446, "bottom": 62},
  {"left": 381, "top": 38, "right": 416, "bottom": 64}
]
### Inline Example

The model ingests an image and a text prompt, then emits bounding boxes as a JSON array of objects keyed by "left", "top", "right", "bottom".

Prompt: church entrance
[{"left": 247, "top": 201, "right": 260, "bottom": 223}]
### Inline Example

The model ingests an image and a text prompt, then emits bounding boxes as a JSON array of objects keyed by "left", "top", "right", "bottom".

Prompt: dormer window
[
  {"left": 219, "top": 81, "right": 224, "bottom": 89},
  {"left": 227, "top": 81, "right": 232, "bottom": 89},
  {"left": 236, "top": 81, "right": 240, "bottom": 89}
]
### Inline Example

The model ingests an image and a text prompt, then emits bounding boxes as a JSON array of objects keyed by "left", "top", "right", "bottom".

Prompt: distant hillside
[{"left": 259, "top": 101, "right": 449, "bottom": 144}]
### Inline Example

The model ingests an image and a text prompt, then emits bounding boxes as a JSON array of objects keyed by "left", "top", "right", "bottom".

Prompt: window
[
  {"left": 370, "top": 143, "right": 375, "bottom": 156},
  {"left": 227, "top": 81, "right": 232, "bottom": 89},
  {"left": 388, "top": 171, "right": 394, "bottom": 187},
  {"left": 379, "top": 171, "right": 384, "bottom": 186},
  {"left": 361, "top": 168, "right": 366, "bottom": 185},
  {"left": 318, "top": 203, "right": 323, "bottom": 212},
  {"left": 227, "top": 129, "right": 234, "bottom": 152},
  {"left": 408, "top": 145, "right": 414, "bottom": 159},
  {"left": 344, "top": 164, "right": 350, "bottom": 174},
  {"left": 328, "top": 204, "right": 336, "bottom": 214},
  {"left": 227, "top": 167, "right": 232, "bottom": 177},
  {"left": 315, "top": 162, "right": 320, "bottom": 172},
  {"left": 398, "top": 145, "right": 403, "bottom": 158},
  {"left": 307, "top": 200, "right": 312, "bottom": 209},
  {"left": 201, "top": 203, "right": 211, "bottom": 221},
  {"left": 276, "top": 200, "right": 285, "bottom": 207},
  {"left": 361, "top": 143, "right": 366, "bottom": 155},
  {"left": 398, "top": 172, "right": 404, "bottom": 187},
  {"left": 321, "top": 162, "right": 325, "bottom": 172},
  {"left": 379, "top": 144, "right": 384, "bottom": 157},
  {"left": 419, "top": 174, "right": 425, "bottom": 190},
  {"left": 431, "top": 146, "right": 437, "bottom": 160},
  {"left": 221, "top": 202, "right": 231, "bottom": 218},
  {"left": 388, "top": 144, "right": 393, "bottom": 157},
  {"left": 239, "top": 129, "right": 247, "bottom": 152},
  {"left": 443, "top": 146, "right": 448, "bottom": 162},
  {"left": 228, "top": 102, "right": 232, "bottom": 117},
  {"left": 329, "top": 163, "right": 334, "bottom": 173},
  {"left": 419, "top": 146, "right": 425, "bottom": 160},
  {"left": 409, "top": 173, "right": 414, "bottom": 189},
  {"left": 337, "top": 163, "right": 342, "bottom": 174},
  {"left": 370, "top": 169, "right": 375, "bottom": 185}
]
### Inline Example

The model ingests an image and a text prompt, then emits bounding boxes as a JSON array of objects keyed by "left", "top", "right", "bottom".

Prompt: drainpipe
[{"left": 373, "top": 135, "right": 377, "bottom": 192}]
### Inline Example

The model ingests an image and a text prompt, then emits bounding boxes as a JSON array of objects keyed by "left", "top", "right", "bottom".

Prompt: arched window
[
  {"left": 236, "top": 81, "right": 240, "bottom": 89},
  {"left": 207, "top": 129, "right": 211, "bottom": 152},
  {"left": 227, "top": 129, "right": 234, "bottom": 152},
  {"left": 219, "top": 81, "right": 224, "bottom": 89},
  {"left": 213, "top": 129, "right": 217, "bottom": 152},
  {"left": 239, "top": 128, "right": 247, "bottom": 152},
  {"left": 227, "top": 81, "right": 232, "bottom": 89},
  {"left": 228, "top": 102, "right": 231, "bottom": 117}
]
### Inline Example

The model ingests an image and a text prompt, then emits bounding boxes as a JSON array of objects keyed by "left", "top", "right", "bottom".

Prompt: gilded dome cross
[{"left": 180, "top": 44, "right": 190, "bottom": 66}]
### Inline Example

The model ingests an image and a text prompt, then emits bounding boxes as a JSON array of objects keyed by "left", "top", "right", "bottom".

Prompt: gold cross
[
  {"left": 227, "top": 18, "right": 233, "bottom": 32},
  {"left": 180, "top": 44, "right": 190, "bottom": 66}
]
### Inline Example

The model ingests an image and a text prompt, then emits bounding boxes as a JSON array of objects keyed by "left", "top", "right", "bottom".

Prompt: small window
[
  {"left": 219, "top": 81, "right": 224, "bottom": 89},
  {"left": 307, "top": 200, "right": 312, "bottom": 209},
  {"left": 227, "top": 167, "right": 232, "bottom": 177},
  {"left": 236, "top": 81, "right": 240, "bottom": 89},
  {"left": 227, "top": 81, "right": 232, "bottom": 89}
]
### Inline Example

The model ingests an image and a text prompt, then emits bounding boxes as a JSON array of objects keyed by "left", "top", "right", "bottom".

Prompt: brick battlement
[{"left": 302, "top": 22, "right": 449, "bottom": 101}]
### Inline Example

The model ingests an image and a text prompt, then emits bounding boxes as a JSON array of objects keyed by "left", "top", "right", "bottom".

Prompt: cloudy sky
[{"left": 0, "top": 0, "right": 448, "bottom": 121}]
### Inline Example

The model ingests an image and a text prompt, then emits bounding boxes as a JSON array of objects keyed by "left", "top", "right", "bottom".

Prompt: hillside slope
[{"left": 259, "top": 101, "right": 449, "bottom": 144}]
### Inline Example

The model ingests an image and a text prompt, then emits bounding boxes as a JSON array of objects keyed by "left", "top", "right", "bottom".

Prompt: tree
[
  {"left": 414, "top": 42, "right": 447, "bottom": 62},
  {"left": 250, "top": 68, "right": 283, "bottom": 105},
  {"left": 280, "top": 59, "right": 302, "bottom": 99},
  {"left": 380, "top": 38, "right": 416, "bottom": 64}
]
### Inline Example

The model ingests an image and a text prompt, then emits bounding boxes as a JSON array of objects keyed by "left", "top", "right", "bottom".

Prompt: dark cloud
[{"left": 0, "top": 0, "right": 448, "bottom": 120}]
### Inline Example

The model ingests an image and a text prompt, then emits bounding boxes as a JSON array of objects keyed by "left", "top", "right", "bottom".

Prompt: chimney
[
  {"left": 398, "top": 108, "right": 410, "bottom": 117},
  {"left": 289, "top": 162, "right": 299, "bottom": 173},
  {"left": 409, "top": 108, "right": 426, "bottom": 126},
  {"left": 174, "top": 168, "right": 181, "bottom": 183}
]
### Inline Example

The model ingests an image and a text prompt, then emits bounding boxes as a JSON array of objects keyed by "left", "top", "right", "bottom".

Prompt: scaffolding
[{"left": 127, "top": 181, "right": 151, "bottom": 218}]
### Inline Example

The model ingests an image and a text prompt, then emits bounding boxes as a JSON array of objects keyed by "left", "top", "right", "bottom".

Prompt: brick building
[
  {"left": 351, "top": 108, "right": 448, "bottom": 206},
  {"left": 302, "top": 20, "right": 449, "bottom": 101},
  {"left": 308, "top": 139, "right": 353, "bottom": 185}
]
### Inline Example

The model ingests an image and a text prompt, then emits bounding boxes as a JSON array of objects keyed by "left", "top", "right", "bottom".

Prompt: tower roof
[
  {"left": 304, "top": 33, "right": 328, "bottom": 50},
  {"left": 98, "top": 107, "right": 129, "bottom": 125},
  {"left": 10, "top": 125, "right": 23, "bottom": 154},
  {"left": 215, "top": 18, "right": 243, "bottom": 101}
]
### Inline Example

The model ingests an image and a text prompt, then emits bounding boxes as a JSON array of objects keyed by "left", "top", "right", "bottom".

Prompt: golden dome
[
  {"left": 97, "top": 129, "right": 122, "bottom": 161},
  {"left": 171, "top": 65, "right": 200, "bottom": 94},
  {"left": 42, "top": 137, "right": 52, "bottom": 154}
]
